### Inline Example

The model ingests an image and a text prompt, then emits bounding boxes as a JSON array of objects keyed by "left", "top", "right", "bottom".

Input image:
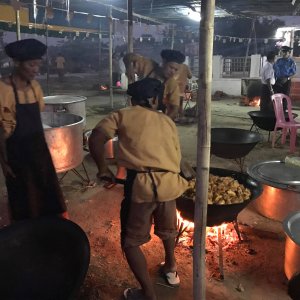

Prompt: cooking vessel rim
[
  {"left": 283, "top": 211, "right": 300, "bottom": 246},
  {"left": 44, "top": 95, "right": 87, "bottom": 104},
  {"left": 211, "top": 127, "right": 262, "bottom": 144},
  {"left": 41, "top": 112, "right": 84, "bottom": 130},
  {"left": 247, "top": 160, "right": 300, "bottom": 189}
]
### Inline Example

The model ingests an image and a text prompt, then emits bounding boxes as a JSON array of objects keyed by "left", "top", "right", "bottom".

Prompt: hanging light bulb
[{"left": 33, "top": 0, "right": 37, "bottom": 21}]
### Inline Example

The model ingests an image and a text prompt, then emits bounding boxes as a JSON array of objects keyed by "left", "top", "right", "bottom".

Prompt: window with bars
[{"left": 222, "top": 57, "right": 251, "bottom": 77}]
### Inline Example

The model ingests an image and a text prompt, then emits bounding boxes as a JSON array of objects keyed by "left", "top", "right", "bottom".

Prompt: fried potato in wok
[{"left": 183, "top": 174, "right": 251, "bottom": 205}]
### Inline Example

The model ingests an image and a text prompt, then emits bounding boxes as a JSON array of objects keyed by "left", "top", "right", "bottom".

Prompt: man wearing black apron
[
  {"left": 89, "top": 78, "right": 188, "bottom": 300},
  {"left": 0, "top": 39, "right": 66, "bottom": 221}
]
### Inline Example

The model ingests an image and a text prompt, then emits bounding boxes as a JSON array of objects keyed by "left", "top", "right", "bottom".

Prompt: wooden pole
[
  {"left": 15, "top": 5, "right": 21, "bottom": 40},
  {"left": 127, "top": 0, "right": 133, "bottom": 53},
  {"left": 171, "top": 24, "right": 175, "bottom": 50},
  {"left": 243, "top": 18, "right": 255, "bottom": 76},
  {"left": 109, "top": 6, "right": 114, "bottom": 109},
  {"left": 45, "top": 23, "right": 50, "bottom": 96},
  {"left": 193, "top": 1, "right": 215, "bottom": 299},
  {"left": 98, "top": 20, "right": 102, "bottom": 86}
]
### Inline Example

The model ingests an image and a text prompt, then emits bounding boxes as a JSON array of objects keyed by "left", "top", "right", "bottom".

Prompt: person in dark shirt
[{"left": 273, "top": 46, "right": 297, "bottom": 96}]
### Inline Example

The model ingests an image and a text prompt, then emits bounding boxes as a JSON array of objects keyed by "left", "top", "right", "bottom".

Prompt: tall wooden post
[
  {"left": 127, "top": 0, "right": 133, "bottom": 52},
  {"left": 45, "top": 23, "right": 50, "bottom": 95},
  {"left": 15, "top": 4, "right": 21, "bottom": 40},
  {"left": 171, "top": 24, "right": 175, "bottom": 50},
  {"left": 193, "top": 1, "right": 215, "bottom": 299},
  {"left": 98, "top": 20, "right": 102, "bottom": 85},
  {"left": 109, "top": 6, "right": 113, "bottom": 109},
  {"left": 243, "top": 18, "right": 255, "bottom": 76}
]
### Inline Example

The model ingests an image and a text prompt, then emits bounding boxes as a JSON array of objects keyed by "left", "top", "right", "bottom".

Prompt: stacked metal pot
[{"left": 42, "top": 95, "right": 87, "bottom": 173}]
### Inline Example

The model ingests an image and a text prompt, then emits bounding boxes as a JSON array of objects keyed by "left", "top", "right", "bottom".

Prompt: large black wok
[
  {"left": 0, "top": 217, "right": 90, "bottom": 300},
  {"left": 248, "top": 111, "right": 298, "bottom": 132},
  {"left": 211, "top": 128, "right": 262, "bottom": 159},
  {"left": 176, "top": 168, "right": 263, "bottom": 227}
]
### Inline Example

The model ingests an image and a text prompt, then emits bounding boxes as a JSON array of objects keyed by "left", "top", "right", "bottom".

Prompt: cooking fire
[
  {"left": 176, "top": 211, "right": 240, "bottom": 249},
  {"left": 241, "top": 96, "right": 261, "bottom": 107}
]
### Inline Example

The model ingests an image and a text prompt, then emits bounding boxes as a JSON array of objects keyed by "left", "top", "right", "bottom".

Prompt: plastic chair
[
  {"left": 183, "top": 90, "right": 193, "bottom": 110},
  {"left": 0, "top": 217, "right": 90, "bottom": 300},
  {"left": 271, "top": 93, "right": 300, "bottom": 152}
]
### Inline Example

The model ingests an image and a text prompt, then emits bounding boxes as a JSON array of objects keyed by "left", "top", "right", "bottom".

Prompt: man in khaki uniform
[
  {"left": 123, "top": 49, "right": 185, "bottom": 120},
  {"left": 55, "top": 53, "right": 65, "bottom": 80},
  {"left": 174, "top": 63, "right": 193, "bottom": 117},
  {"left": 89, "top": 78, "right": 188, "bottom": 300},
  {"left": 155, "top": 49, "right": 185, "bottom": 120}
]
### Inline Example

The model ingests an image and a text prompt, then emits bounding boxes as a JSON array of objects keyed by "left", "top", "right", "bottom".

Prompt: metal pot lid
[
  {"left": 283, "top": 211, "right": 300, "bottom": 245},
  {"left": 247, "top": 160, "right": 300, "bottom": 189},
  {"left": 44, "top": 95, "right": 87, "bottom": 104}
]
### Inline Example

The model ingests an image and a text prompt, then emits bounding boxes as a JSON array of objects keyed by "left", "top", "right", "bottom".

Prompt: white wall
[
  {"left": 212, "top": 78, "right": 241, "bottom": 96},
  {"left": 211, "top": 55, "right": 241, "bottom": 96}
]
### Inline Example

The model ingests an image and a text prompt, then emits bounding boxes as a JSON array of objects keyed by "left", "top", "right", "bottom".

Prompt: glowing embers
[
  {"left": 242, "top": 96, "right": 261, "bottom": 107},
  {"left": 176, "top": 211, "right": 239, "bottom": 248},
  {"left": 176, "top": 210, "right": 242, "bottom": 279}
]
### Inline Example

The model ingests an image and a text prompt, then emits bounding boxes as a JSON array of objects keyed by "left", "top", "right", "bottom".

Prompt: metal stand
[
  {"left": 176, "top": 218, "right": 244, "bottom": 280},
  {"left": 217, "top": 227, "right": 224, "bottom": 280},
  {"left": 234, "top": 157, "right": 246, "bottom": 173},
  {"left": 58, "top": 161, "right": 92, "bottom": 185},
  {"left": 249, "top": 123, "right": 274, "bottom": 143}
]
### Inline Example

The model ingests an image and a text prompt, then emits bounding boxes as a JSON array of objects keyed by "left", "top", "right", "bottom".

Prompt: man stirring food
[
  {"left": 89, "top": 78, "right": 188, "bottom": 300},
  {"left": 0, "top": 39, "right": 67, "bottom": 221}
]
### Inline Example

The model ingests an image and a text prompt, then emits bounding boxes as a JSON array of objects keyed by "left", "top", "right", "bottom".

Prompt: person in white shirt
[{"left": 260, "top": 51, "right": 276, "bottom": 113}]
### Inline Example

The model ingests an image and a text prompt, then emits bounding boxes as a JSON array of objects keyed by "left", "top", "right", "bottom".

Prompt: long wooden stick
[{"left": 193, "top": 1, "right": 215, "bottom": 299}]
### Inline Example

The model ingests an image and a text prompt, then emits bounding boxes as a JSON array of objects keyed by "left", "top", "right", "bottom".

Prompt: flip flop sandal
[
  {"left": 123, "top": 288, "right": 145, "bottom": 300},
  {"left": 161, "top": 271, "right": 180, "bottom": 287},
  {"left": 159, "top": 262, "right": 180, "bottom": 287}
]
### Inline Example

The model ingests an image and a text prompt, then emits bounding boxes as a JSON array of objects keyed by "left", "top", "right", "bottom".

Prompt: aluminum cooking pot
[
  {"left": 283, "top": 212, "right": 300, "bottom": 281},
  {"left": 44, "top": 95, "right": 87, "bottom": 127},
  {"left": 248, "top": 160, "right": 300, "bottom": 222},
  {"left": 42, "top": 112, "right": 84, "bottom": 173}
]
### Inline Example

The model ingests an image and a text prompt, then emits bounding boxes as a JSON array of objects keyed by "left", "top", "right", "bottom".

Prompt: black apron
[
  {"left": 260, "top": 84, "right": 274, "bottom": 113},
  {"left": 120, "top": 168, "right": 166, "bottom": 247},
  {"left": 5, "top": 78, "right": 66, "bottom": 220}
]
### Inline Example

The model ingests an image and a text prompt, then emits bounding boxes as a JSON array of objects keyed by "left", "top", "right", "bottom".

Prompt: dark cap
[
  {"left": 127, "top": 78, "right": 164, "bottom": 103},
  {"left": 160, "top": 49, "right": 185, "bottom": 64},
  {"left": 281, "top": 46, "right": 293, "bottom": 52},
  {"left": 5, "top": 39, "right": 47, "bottom": 61}
]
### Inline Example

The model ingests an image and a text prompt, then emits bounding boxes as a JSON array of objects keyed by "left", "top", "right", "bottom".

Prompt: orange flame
[
  {"left": 242, "top": 96, "right": 260, "bottom": 107},
  {"left": 176, "top": 210, "right": 239, "bottom": 247}
]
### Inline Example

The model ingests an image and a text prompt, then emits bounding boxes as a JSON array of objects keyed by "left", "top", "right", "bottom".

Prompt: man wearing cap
[
  {"left": 154, "top": 49, "right": 186, "bottom": 120},
  {"left": 0, "top": 39, "right": 67, "bottom": 221},
  {"left": 273, "top": 46, "right": 297, "bottom": 97},
  {"left": 89, "top": 78, "right": 188, "bottom": 300}
]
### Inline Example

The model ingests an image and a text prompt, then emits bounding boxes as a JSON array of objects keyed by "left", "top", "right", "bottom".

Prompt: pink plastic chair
[{"left": 271, "top": 93, "right": 300, "bottom": 152}]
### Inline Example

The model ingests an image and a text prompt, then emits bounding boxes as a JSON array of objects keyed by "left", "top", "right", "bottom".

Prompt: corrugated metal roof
[{"left": 1, "top": 0, "right": 299, "bottom": 25}]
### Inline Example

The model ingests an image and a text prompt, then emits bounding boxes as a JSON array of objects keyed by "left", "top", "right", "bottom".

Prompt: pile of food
[{"left": 184, "top": 174, "right": 251, "bottom": 205}]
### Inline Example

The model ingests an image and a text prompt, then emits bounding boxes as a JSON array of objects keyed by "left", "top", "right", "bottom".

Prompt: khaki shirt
[
  {"left": 55, "top": 56, "right": 65, "bottom": 69},
  {"left": 96, "top": 105, "right": 188, "bottom": 203},
  {"left": 0, "top": 80, "right": 44, "bottom": 138},
  {"left": 163, "top": 77, "right": 180, "bottom": 107},
  {"left": 174, "top": 64, "right": 193, "bottom": 94}
]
